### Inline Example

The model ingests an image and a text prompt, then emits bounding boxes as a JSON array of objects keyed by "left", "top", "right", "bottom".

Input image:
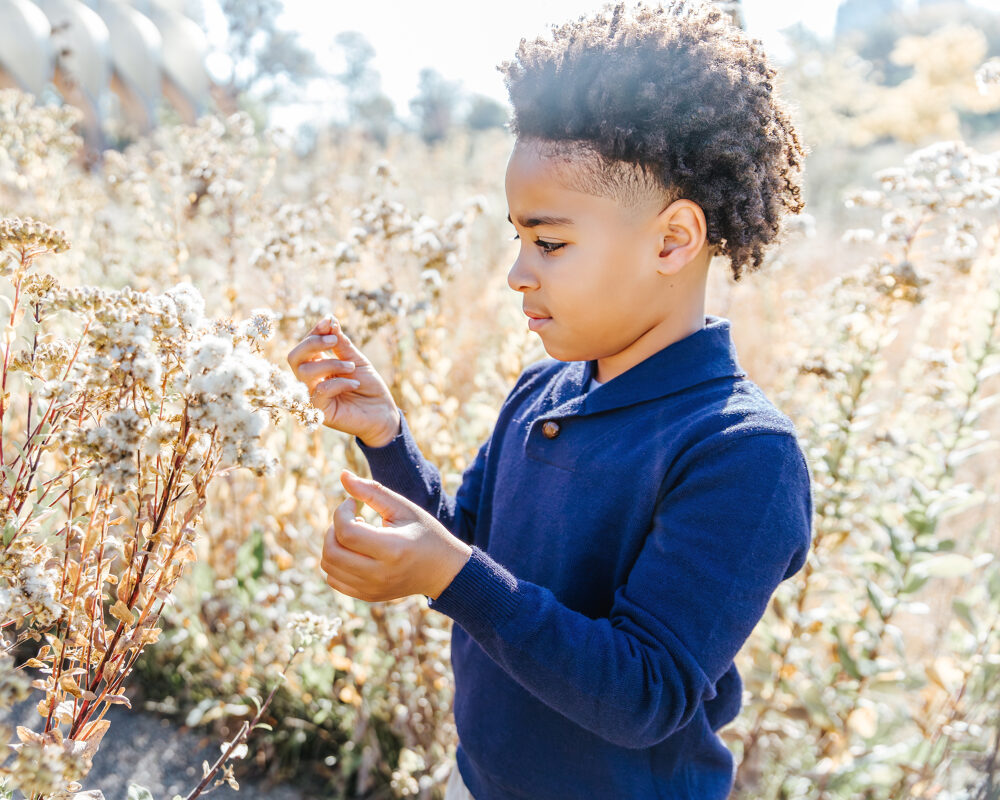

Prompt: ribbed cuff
[
  {"left": 427, "top": 546, "right": 522, "bottom": 639},
  {"left": 353, "top": 411, "right": 421, "bottom": 487}
]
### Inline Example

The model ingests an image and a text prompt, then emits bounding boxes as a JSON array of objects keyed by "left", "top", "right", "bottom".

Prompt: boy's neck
[{"left": 594, "top": 302, "right": 707, "bottom": 384}]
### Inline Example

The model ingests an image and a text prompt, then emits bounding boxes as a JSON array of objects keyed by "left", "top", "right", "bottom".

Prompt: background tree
[
  {"left": 333, "top": 31, "right": 397, "bottom": 148},
  {"left": 215, "top": 0, "right": 323, "bottom": 120},
  {"left": 409, "top": 68, "right": 462, "bottom": 146},
  {"left": 464, "top": 94, "right": 509, "bottom": 132}
]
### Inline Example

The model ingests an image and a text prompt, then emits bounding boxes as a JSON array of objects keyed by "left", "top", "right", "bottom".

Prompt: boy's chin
[{"left": 538, "top": 339, "right": 580, "bottom": 363}]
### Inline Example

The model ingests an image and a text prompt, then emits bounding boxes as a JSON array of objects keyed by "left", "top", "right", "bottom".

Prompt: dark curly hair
[{"left": 497, "top": 0, "right": 807, "bottom": 281}]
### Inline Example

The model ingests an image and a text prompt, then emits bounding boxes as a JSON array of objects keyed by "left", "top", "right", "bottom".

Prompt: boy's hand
[
  {"left": 321, "top": 470, "right": 473, "bottom": 602},
  {"left": 286, "top": 315, "right": 401, "bottom": 447}
]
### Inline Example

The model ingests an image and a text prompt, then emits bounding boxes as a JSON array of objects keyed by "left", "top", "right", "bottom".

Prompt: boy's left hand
[{"left": 321, "top": 469, "right": 473, "bottom": 602}]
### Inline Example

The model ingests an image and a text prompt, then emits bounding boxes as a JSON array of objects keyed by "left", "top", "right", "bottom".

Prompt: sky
[
  {"left": 284, "top": 0, "right": 833, "bottom": 105},
  {"left": 201, "top": 0, "right": 993, "bottom": 132}
]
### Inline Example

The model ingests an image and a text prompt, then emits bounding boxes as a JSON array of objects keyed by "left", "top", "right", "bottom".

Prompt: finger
[
  {"left": 332, "top": 497, "right": 386, "bottom": 558},
  {"left": 323, "top": 520, "right": 379, "bottom": 574},
  {"left": 308, "top": 314, "right": 336, "bottom": 336},
  {"left": 287, "top": 332, "right": 339, "bottom": 372},
  {"left": 340, "top": 469, "right": 413, "bottom": 524},
  {"left": 311, "top": 376, "right": 361, "bottom": 404},
  {"left": 324, "top": 318, "right": 370, "bottom": 365},
  {"left": 299, "top": 357, "right": 356, "bottom": 380},
  {"left": 321, "top": 569, "right": 367, "bottom": 601}
]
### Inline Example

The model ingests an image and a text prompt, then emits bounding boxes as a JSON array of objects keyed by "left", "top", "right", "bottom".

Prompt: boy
[{"left": 286, "top": 1, "right": 812, "bottom": 797}]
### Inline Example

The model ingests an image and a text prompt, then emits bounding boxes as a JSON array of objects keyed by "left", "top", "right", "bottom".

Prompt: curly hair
[{"left": 497, "top": 0, "right": 807, "bottom": 281}]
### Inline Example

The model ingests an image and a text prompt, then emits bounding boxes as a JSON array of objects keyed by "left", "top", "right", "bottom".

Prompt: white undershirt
[{"left": 588, "top": 376, "right": 603, "bottom": 392}]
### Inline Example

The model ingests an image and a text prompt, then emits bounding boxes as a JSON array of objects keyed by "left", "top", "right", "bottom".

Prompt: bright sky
[{"left": 202, "top": 0, "right": 993, "bottom": 131}]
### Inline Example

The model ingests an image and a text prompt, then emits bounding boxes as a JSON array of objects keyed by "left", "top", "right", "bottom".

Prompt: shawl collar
[{"left": 536, "top": 315, "right": 747, "bottom": 421}]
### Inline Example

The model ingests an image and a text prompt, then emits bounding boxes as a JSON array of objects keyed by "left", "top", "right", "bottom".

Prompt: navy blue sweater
[{"left": 356, "top": 314, "right": 813, "bottom": 799}]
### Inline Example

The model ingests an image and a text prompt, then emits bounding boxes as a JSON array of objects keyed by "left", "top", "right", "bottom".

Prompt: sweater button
[{"left": 542, "top": 421, "right": 561, "bottom": 439}]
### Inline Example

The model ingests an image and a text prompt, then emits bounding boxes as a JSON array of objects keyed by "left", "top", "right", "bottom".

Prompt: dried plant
[
  {"left": 730, "top": 138, "right": 1000, "bottom": 798},
  {"left": 0, "top": 216, "right": 325, "bottom": 798}
]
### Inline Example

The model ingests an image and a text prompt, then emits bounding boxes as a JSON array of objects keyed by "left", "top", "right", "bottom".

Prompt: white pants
[{"left": 444, "top": 762, "right": 476, "bottom": 800}]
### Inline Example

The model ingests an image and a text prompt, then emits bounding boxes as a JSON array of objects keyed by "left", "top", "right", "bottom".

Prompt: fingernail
[{"left": 322, "top": 335, "right": 338, "bottom": 344}]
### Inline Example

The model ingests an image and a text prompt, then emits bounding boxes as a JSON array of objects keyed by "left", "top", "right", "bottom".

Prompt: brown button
[{"left": 542, "top": 421, "right": 561, "bottom": 439}]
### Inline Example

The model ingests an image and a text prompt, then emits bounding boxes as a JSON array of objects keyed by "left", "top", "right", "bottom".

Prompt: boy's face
[{"left": 504, "top": 139, "right": 685, "bottom": 369}]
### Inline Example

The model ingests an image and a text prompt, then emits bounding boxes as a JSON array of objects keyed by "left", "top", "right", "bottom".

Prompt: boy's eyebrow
[{"left": 507, "top": 212, "right": 575, "bottom": 228}]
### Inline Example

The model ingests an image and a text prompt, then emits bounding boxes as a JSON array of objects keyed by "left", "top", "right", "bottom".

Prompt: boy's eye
[{"left": 510, "top": 234, "right": 565, "bottom": 254}]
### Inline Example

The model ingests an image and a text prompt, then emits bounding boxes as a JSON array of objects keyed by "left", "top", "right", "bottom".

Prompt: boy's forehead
[
  {"left": 504, "top": 167, "right": 590, "bottom": 229},
  {"left": 505, "top": 142, "right": 603, "bottom": 218},
  {"left": 507, "top": 138, "right": 589, "bottom": 186},
  {"left": 506, "top": 136, "right": 667, "bottom": 221}
]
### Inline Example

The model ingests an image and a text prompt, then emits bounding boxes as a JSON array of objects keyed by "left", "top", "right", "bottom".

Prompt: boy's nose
[{"left": 507, "top": 254, "right": 539, "bottom": 293}]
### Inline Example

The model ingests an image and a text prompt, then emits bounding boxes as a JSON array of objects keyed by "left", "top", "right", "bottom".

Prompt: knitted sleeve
[
  {"left": 354, "top": 410, "right": 488, "bottom": 545},
  {"left": 353, "top": 359, "right": 551, "bottom": 544}
]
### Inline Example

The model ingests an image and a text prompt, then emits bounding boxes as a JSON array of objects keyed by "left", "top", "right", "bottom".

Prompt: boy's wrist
[
  {"left": 426, "top": 541, "right": 473, "bottom": 600},
  {"left": 359, "top": 408, "right": 402, "bottom": 448}
]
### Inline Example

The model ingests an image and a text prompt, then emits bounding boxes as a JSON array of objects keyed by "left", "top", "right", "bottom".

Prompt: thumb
[{"left": 340, "top": 469, "right": 413, "bottom": 524}]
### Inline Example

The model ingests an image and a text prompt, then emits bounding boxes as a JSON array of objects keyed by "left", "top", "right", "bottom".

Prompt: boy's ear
[{"left": 654, "top": 199, "right": 708, "bottom": 275}]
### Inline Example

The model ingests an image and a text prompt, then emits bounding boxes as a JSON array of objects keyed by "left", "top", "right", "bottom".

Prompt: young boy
[{"left": 286, "top": 2, "right": 812, "bottom": 797}]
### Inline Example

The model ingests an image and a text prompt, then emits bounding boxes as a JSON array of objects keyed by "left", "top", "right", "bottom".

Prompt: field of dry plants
[{"left": 3, "top": 18, "right": 1000, "bottom": 800}]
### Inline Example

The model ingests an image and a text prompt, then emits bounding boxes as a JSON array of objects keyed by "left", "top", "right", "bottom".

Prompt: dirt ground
[{"left": 6, "top": 692, "right": 306, "bottom": 800}]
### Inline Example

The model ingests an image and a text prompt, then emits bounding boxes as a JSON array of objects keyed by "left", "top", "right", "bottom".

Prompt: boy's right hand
[{"left": 287, "top": 315, "right": 401, "bottom": 448}]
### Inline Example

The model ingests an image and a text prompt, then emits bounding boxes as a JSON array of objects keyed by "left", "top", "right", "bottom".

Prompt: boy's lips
[{"left": 525, "top": 309, "right": 551, "bottom": 332}]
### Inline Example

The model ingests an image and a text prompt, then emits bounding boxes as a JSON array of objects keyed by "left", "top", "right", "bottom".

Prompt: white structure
[{"left": 0, "top": 0, "right": 211, "bottom": 147}]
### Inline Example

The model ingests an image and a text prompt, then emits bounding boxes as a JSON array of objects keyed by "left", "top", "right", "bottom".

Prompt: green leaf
[
  {"left": 866, "top": 580, "right": 892, "bottom": 618},
  {"left": 988, "top": 567, "right": 1000, "bottom": 599},
  {"left": 253, "top": 722, "right": 273, "bottom": 731},
  {"left": 913, "top": 554, "right": 975, "bottom": 579},
  {"left": 833, "top": 628, "right": 863, "bottom": 680},
  {"left": 900, "top": 573, "right": 930, "bottom": 595},
  {"left": 911, "top": 478, "right": 935, "bottom": 506},
  {"left": 251, "top": 526, "right": 265, "bottom": 580},
  {"left": 903, "top": 508, "right": 936, "bottom": 537},
  {"left": 2, "top": 521, "right": 16, "bottom": 547},
  {"left": 952, "top": 598, "right": 978, "bottom": 635},
  {"left": 127, "top": 785, "right": 155, "bottom": 800}
]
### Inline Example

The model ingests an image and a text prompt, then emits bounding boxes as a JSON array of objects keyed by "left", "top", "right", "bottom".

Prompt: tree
[
  {"left": 216, "top": 0, "right": 323, "bottom": 111},
  {"left": 333, "top": 30, "right": 397, "bottom": 147},
  {"left": 464, "top": 94, "right": 509, "bottom": 132},
  {"left": 409, "top": 68, "right": 462, "bottom": 146}
]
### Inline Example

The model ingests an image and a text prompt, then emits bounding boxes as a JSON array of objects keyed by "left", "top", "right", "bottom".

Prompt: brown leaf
[
  {"left": 139, "top": 628, "right": 161, "bottom": 646},
  {"left": 17, "top": 725, "right": 40, "bottom": 743},
  {"left": 175, "top": 544, "right": 197, "bottom": 564},
  {"left": 104, "top": 694, "right": 132, "bottom": 708},
  {"left": 116, "top": 570, "right": 134, "bottom": 604},
  {"left": 70, "top": 718, "right": 110, "bottom": 762},
  {"left": 109, "top": 600, "right": 135, "bottom": 626},
  {"left": 60, "top": 674, "right": 83, "bottom": 699},
  {"left": 83, "top": 525, "right": 100, "bottom": 555}
]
